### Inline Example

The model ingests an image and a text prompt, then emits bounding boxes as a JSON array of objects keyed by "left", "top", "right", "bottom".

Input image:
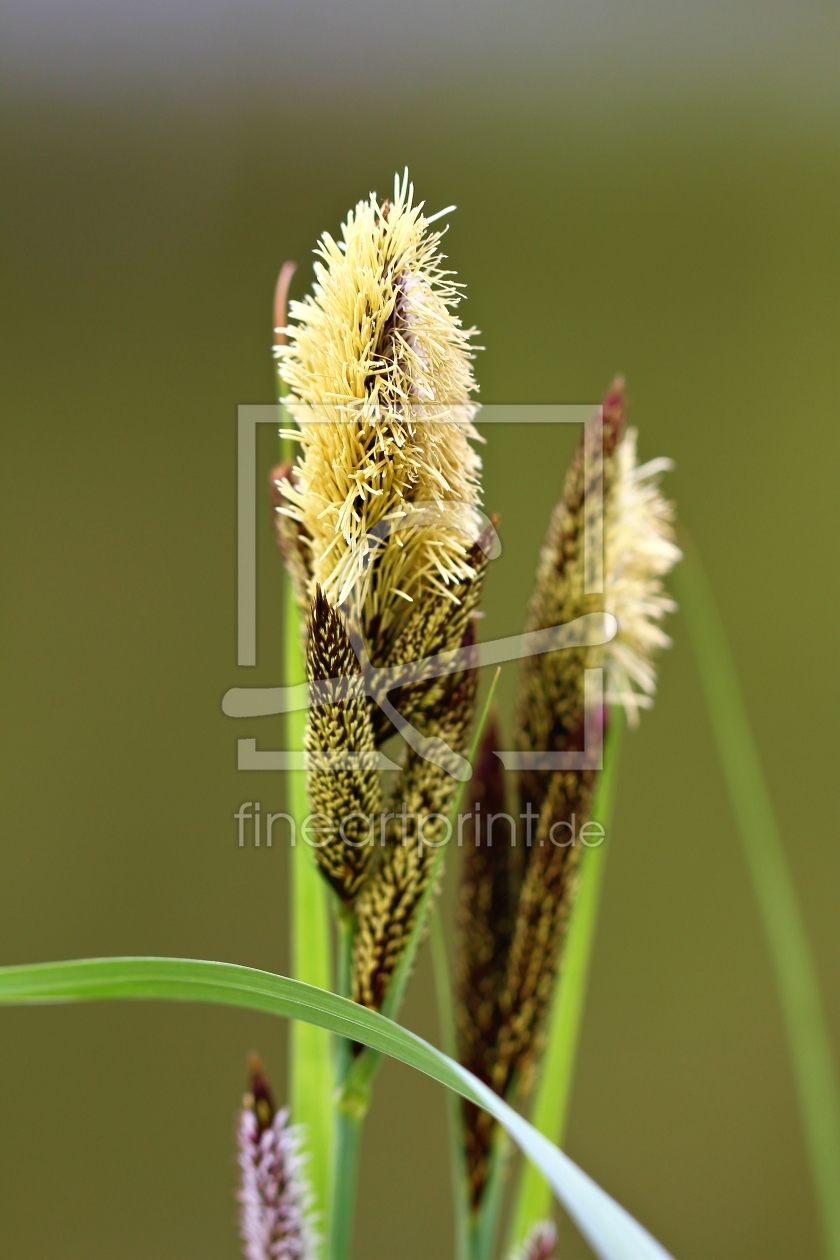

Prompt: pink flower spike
[
  {"left": 512, "top": 1220, "right": 557, "bottom": 1260},
  {"left": 237, "top": 1057, "right": 318, "bottom": 1260}
]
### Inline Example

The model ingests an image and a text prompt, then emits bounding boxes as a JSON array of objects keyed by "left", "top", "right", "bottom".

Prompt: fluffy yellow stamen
[
  {"left": 604, "top": 427, "right": 682, "bottom": 724},
  {"left": 275, "top": 170, "right": 482, "bottom": 641}
]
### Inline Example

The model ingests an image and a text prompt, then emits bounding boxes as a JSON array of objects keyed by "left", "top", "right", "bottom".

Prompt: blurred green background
[{"left": 1, "top": 5, "right": 838, "bottom": 1255}]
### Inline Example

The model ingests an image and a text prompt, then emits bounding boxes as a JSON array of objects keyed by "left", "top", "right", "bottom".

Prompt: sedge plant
[{"left": 1, "top": 169, "right": 837, "bottom": 1260}]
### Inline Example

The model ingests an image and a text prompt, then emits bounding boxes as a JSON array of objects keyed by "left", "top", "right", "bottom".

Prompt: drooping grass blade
[{"left": 0, "top": 955, "right": 674, "bottom": 1260}]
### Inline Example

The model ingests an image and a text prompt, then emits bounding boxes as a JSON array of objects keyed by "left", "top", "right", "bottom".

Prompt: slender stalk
[
  {"left": 333, "top": 908, "right": 355, "bottom": 1079},
  {"left": 329, "top": 909, "right": 365, "bottom": 1260},
  {"left": 675, "top": 532, "right": 840, "bottom": 1260},
  {"left": 285, "top": 557, "right": 335, "bottom": 1230},
  {"left": 329, "top": 1107, "right": 364, "bottom": 1260},
  {"left": 472, "top": 1129, "right": 512, "bottom": 1260},
  {"left": 507, "top": 710, "right": 624, "bottom": 1253},
  {"left": 278, "top": 349, "right": 334, "bottom": 1232},
  {"left": 430, "top": 910, "right": 470, "bottom": 1260}
]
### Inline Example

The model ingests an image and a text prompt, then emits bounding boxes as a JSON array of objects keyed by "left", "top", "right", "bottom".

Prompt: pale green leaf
[{"left": 0, "top": 956, "right": 673, "bottom": 1260}]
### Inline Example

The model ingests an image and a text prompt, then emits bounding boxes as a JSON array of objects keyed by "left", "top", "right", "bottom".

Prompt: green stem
[
  {"left": 280, "top": 418, "right": 334, "bottom": 1234},
  {"left": 286, "top": 589, "right": 335, "bottom": 1228},
  {"left": 507, "top": 709, "right": 625, "bottom": 1253},
  {"left": 430, "top": 910, "right": 470, "bottom": 1260},
  {"left": 472, "top": 1129, "right": 512, "bottom": 1260},
  {"left": 329, "top": 908, "right": 366, "bottom": 1260},
  {"left": 675, "top": 533, "right": 840, "bottom": 1260},
  {"left": 329, "top": 1105, "right": 364, "bottom": 1260},
  {"left": 333, "top": 908, "right": 355, "bottom": 1079}
]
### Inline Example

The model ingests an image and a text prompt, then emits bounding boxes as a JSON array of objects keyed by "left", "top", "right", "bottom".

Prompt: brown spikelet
[
  {"left": 304, "top": 587, "right": 380, "bottom": 901},
  {"left": 461, "top": 385, "right": 626, "bottom": 1204},
  {"left": 464, "top": 389, "right": 613, "bottom": 1197},
  {"left": 386, "top": 528, "right": 492, "bottom": 667},
  {"left": 464, "top": 767, "right": 593, "bottom": 1203},
  {"left": 455, "top": 715, "right": 521, "bottom": 1201},
  {"left": 455, "top": 713, "right": 516, "bottom": 1087},
  {"left": 244, "top": 1052, "right": 277, "bottom": 1136},
  {"left": 514, "top": 380, "right": 625, "bottom": 821},
  {"left": 496, "top": 769, "right": 593, "bottom": 1088},
  {"left": 351, "top": 626, "right": 479, "bottom": 1010},
  {"left": 369, "top": 526, "right": 493, "bottom": 745}
]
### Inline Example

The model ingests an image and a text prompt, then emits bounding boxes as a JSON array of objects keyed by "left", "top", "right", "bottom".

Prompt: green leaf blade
[{"left": 0, "top": 955, "right": 673, "bottom": 1260}]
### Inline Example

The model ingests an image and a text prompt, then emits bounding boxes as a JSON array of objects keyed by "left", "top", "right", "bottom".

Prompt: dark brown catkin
[{"left": 304, "top": 586, "right": 380, "bottom": 901}]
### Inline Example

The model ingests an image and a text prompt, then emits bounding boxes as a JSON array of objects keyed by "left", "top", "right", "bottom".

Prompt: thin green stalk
[
  {"left": 431, "top": 910, "right": 471, "bottom": 1260},
  {"left": 330, "top": 1107, "right": 364, "bottom": 1260},
  {"left": 507, "top": 710, "right": 625, "bottom": 1253},
  {"left": 675, "top": 533, "right": 840, "bottom": 1260},
  {"left": 329, "top": 909, "right": 364, "bottom": 1260},
  {"left": 280, "top": 419, "right": 335, "bottom": 1232},
  {"left": 333, "top": 908, "right": 355, "bottom": 1079},
  {"left": 472, "top": 1129, "right": 513, "bottom": 1260}
]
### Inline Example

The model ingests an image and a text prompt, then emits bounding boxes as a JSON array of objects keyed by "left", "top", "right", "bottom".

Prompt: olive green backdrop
[{"left": 2, "top": 60, "right": 838, "bottom": 1260}]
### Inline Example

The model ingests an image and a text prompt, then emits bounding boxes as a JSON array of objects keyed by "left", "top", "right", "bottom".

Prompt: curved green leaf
[{"left": 0, "top": 956, "right": 673, "bottom": 1260}]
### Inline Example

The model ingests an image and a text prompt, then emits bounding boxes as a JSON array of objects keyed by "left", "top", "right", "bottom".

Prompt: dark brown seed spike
[
  {"left": 246, "top": 1053, "right": 276, "bottom": 1135},
  {"left": 304, "top": 587, "right": 380, "bottom": 902}
]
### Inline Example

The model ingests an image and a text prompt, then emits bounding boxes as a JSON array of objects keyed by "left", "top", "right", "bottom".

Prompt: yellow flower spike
[{"left": 274, "top": 169, "right": 482, "bottom": 660}]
